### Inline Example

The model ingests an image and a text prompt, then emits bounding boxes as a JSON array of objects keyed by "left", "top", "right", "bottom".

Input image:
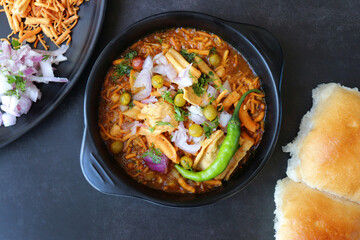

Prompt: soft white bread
[
  {"left": 274, "top": 178, "right": 360, "bottom": 240},
  {"left": 283, "top": 83, "right": 360, "bottom": 203}
]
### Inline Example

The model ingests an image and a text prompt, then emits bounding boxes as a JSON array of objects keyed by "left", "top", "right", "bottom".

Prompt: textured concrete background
[{"left": 1, "top": 0, "right": 360, "bottom": 239}]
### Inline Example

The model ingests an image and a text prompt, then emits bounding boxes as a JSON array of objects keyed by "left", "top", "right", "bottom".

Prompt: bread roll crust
[
  {"left": 274, "top": 178, "right": 360, "bottom": 240},
  {"left": 284, "top": 83, "right": 360, "bottom": 203}
]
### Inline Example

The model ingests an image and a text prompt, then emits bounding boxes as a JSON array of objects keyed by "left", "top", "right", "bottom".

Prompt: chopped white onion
[
  {"left": 133, "top": 56, "right": 153, "bottom": 101},
  {"left": 207, "top": 85, "right": 217, "bottom": 98},
  {"left": 39, "top": 59, "right": 54, "bottom": 77},
  {"left": 222, "top": 80, "right": 231, "bottom": 93},
  {"left": 133, "top": 69, "right": 152, "bottom": 100},
  {"left": 142, "top": 55, "right": 153, "bottom": 71},
  {"left": 190, "top": 134, "right": 205, "bottom": 144},
  {"left": 0, "top": 41, "right": 68, "bottom": 127},
  {"left": 187, "top": 105, "right": 206, "bottom": 125},
  {"left": 171, "top": 122, "right": 201, "bottom": 154},
  {"left": 130, "top": 121, "right": 141, "bottom": 135},
  {"left": 141, "top": 95, "right": 158, "bottom": 104},
  {"left": 34, "top": 45, "right": 69, "bottom": 57},
  {"left": 172, "top": 64, "right": 194, "bottom": 88},
  {"left": 119, "top": 105, "right": 128, "bottom": 112},
  {"left": 158, "top": 86, "right": 168, "bottom": 94},
  {"left": 162, "top": 115, "right": 171, "bottom": 122},
  {"left": 17, "top": 96, "right": 32, "bottom": 115},
  {"left": 2, "top": 112, "right": 16, "bottom": 127},
  {"left": 219, "top": 110, "right": 232, "bottom": 127},
  {"left": 152, "top": 54, "right": 177, "bottom": 80},
  {"left": 153, "top": 52, "right": 168, "bottom": 65}
]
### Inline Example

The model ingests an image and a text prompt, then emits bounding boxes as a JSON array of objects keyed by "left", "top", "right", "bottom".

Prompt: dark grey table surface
[{"left": 1, "top": 0, "right": 360, "bottom": 239}]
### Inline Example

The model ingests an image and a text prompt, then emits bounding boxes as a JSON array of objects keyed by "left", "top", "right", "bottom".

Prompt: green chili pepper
[{"left": 175, "top": 89, "right": 262, "bottom": 182}]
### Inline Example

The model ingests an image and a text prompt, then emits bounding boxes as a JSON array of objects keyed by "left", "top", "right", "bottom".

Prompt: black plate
[
  {"left": 81, "top": 11, "right": 283, "bottom": 207},
  {"left": 0, "top": 0, "right": 107, "bottom": 148}
]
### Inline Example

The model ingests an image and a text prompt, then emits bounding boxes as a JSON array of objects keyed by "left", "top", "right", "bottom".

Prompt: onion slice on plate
[{"left": 0, "top": 41, "right": 69, "bottom": 127}]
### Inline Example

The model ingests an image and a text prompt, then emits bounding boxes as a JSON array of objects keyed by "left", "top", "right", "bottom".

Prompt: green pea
[
  {"left": 180, "top": 156, "right": 193, "bottom": 170},
  {"left": 120, "top": 92, "right": 131, "bottom": 106},
  {"left": 203, "top": 105, "right": 217, "bottom": 121},
  {"left": 189, "top": 124, "right": 203, "bottom": 137},
  {"left": 174, "top": 93, "right": 186, "bottom": 107},
  {"left": 151, "top": 75, "right": 164, "bottom": 88},
  {"left": 208, "top": 53, "right": 221, "bottom": 67},
  {"left": 110, "top": 141, "right": 123, "bottom": 154}
]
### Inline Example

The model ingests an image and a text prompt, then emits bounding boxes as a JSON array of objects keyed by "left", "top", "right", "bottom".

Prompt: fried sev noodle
[
  {"left": 0, "top": 0, "right": 88, "bottom": 49},
  {"left": 99, "top": 28, "right": 266, "bottom": 192}
]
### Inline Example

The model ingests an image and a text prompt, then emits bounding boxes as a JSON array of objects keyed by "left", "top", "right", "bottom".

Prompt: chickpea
[
  {"left": 120, "top": 92, "right": 131, "bottom": 105},
  {"left": 174, "top": 93, "right": 186, "bottom": 107},
  {"left": 209, "top": 53, "right": 221, "bottom": 67},
  {"left": 203, "top": 105, "right": 217, "bottom": 121},
  {"left": 110, "top": 140, "right": 123, "bottom": 154},
  {"left": 180, "top": 156, "right": 194, "bottom": 170},
  {"left": 189, "top": 124, "right": 203, "bottom": 137},
  {"left": 110, "top": 124, "right": 121, "bottom": 136},
  {"left": 151, "top": 75, "right": 164, "bottom": 89},
  {"left": 111, "top": 93, "right": 120, "bottom": 103},
  {"left": 215, "top": 67, "right": 226, "bottom": 78}
]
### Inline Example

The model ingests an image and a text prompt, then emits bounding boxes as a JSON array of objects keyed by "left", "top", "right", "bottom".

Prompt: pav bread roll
[
  {"left": 274, "top": 178, "right": 360, "bottom": 240},
  {"left": 283, "top": 83, "right": 360, "bottom": 203}
]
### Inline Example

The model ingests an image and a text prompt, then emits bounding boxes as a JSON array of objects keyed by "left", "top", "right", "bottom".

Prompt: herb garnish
[
  {"left": 182, "top": 160, "right": 193, "bottom": 171},
  {"left": 149, "top": 121, "right": 175, "bottom": 133},
  {"left": 174, "top": 106, "right": 188, "bottom": 121},
  {"left": 202, "top": 117, "right": 219, "bottom": 138},
  {"left": 5, "top": 74, "right": 26, "bottom": 99},
  {"left": 113, "top": 50, "right": 138, "bottom": 79},
  {"left": 125, "top": 50, "right": 138, "bottom": 60},
  {"left": 160, "top": 91, "right": 188, "bottom": 121},
  {"left": 141, "top": 144, "right": 162, "bottom": 164},
  {"left": 180, "top": 49, "right": 196, "bottom": 63},
  {"left": 114, "top": 63, "right": 132, "bottom": 79},
  {"left": 11, "top": 39, "right": 20, "bottom": 50},
  {"left": 128, "top": 101, "right": 134, "bottom": 109},
  {"left": 209, "top": 47, "right": 216, "bottom": 56},
  {"left": 42, "top": 55, "right": 50, "bottom": 61},
  {"left": 157, "top": 38, "right": 163, "bottom": 44},
  {"left": 192, "top": 73, "right": 212, "bottom": 97},
  {"left": 208, "top": 94, "right": 216, "bottom": 105}
]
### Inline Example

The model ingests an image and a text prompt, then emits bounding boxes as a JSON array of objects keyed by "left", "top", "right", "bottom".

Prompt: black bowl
[{"left": 80, "top": 11, "right": 283, "bottom": 207}]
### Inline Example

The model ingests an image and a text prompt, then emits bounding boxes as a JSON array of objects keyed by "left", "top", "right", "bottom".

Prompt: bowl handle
[
  {"left": 80, "top": 129, "right": 136, "bottom": 197},
  {"left": 223, "top": 20, "right": 283, "bottom": 92}
]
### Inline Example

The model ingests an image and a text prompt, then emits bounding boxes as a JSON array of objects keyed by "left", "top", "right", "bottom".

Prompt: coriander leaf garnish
[
  {"left": 209, "top": 47, "right": 216, "bottom": 56},
  {"left": 113, "top": 50, "right": 138, "bottom": 79},
  {"left": 180, "top": 49, "right": 196, "bottom": 63},
  {"left": 209, "top": 96, "right": 216, "bottom": 105},
  {"left": 125, "top": 50, "right": 138, "bottom": 60},
  {"left": 42, "top": 55, "right": 50, "bottom": 61},
  {"left": 11, "top": 39, "right": 20, "bottom": 50},
  {"left": 192, "top": 73, "right": 211, "bottom": 97},
  {"left": 141, "top": 144, "right": 162, "bottom": 164},
  {"left": 157, "top": 38, "right": 163, "bottom": 44},
  {"left": 149, "top": 121, "right": 175, "bottom": 133},
  {"left": 161, "top": 91, "right": 174, "bottom": 104},
  {"left": 160, "top": 91, "right": 188, "bottom": 121},
  {"left": 156, "top": 121, "right": 175, "bottom": 128},
  {"left": 114, "top": 62, "right": 132, "bottom": 79},
  {"left": 202, "top": 117, "right": 219, "bottom": 138},
  {"left": 5, "top": 74, "right": 26, "bottom": 99},
  {"left": 174, "top": 106, "right": 188, "bottom": 121}
]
